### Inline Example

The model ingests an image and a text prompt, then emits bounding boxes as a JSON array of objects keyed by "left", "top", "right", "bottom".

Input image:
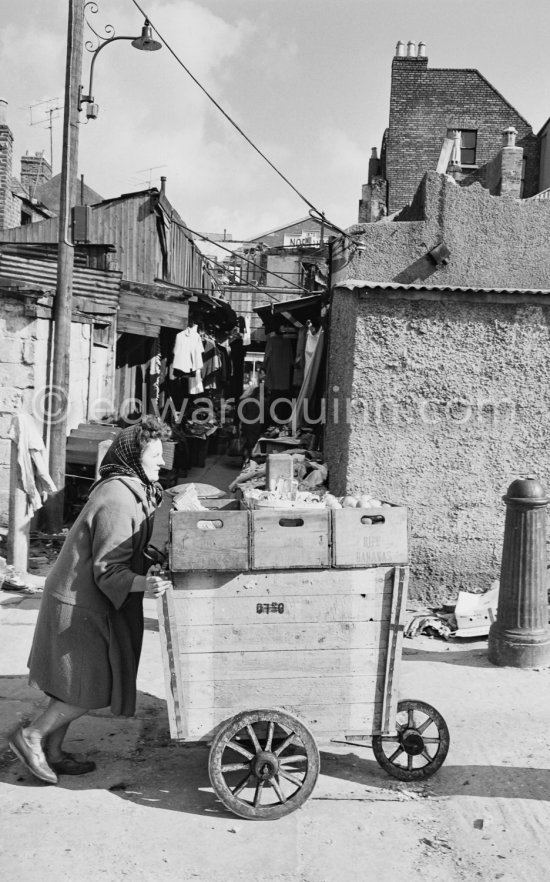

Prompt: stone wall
[
  {"left": 0, "top": 298, "right": 115, "bottom": 527},
  {"left": 326, "top": 172, "right": 550, "bottom": 603}
]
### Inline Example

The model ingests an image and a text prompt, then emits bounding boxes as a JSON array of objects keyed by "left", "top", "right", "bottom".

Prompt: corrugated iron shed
[{"left": 0, "top": 243, "right": 121, "bottom": 318}]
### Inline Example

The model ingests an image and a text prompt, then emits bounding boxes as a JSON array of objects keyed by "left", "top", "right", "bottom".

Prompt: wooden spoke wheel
[
  {"left": 372, "top": 699, "right": 450, "bottom": 781},
  {"left": 208, "top": 709, "right": 320, "bottom": 820}
]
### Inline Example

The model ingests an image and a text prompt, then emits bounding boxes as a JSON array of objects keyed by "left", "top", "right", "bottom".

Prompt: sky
[{"left": 2, "top": 0, "right": 550, "bottom": 239}]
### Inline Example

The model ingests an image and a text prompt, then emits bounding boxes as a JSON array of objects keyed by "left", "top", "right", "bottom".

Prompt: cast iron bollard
[{"left": 488, "top": 477, "right": 550, "bottom": 668}]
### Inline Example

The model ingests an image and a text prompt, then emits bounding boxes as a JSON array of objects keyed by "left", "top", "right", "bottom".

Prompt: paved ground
[{"left": 1, "top": 453, "right": 550, "bottom": 881}]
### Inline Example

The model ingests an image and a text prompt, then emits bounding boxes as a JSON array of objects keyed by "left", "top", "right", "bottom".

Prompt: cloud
[{"left": 0, "top": 0, "right": 359, "bottom": 235}]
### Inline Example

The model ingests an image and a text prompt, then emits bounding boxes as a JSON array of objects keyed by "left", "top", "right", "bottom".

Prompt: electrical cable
[
  {"left": 129, "top": 0, "right": 362, "bottom": 246},
  {"left": 170, "top": 218, "right": 311, "bottom": 295}
]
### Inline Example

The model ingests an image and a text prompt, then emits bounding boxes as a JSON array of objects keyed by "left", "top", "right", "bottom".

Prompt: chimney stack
[
  {"left": 21, "top": 151, "right": 52, "bottom": 199},
  {"left": 0, "top": 98, "right": 16, "bottom": 230}
]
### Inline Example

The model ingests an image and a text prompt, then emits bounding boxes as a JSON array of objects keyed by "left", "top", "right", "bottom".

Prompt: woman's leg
[
  {"left": 10, "top": 699, "right": 88, "bottom": 783},
  {"left": 23, "top": 699, "right": 88, "bottom": 751},
  {"left": 44, "top": 722, "right": 70, "bottom": 762}
]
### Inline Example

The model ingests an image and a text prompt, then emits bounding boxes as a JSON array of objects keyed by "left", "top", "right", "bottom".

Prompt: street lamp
[
  {"left": 46, "top": 1, "right": 162, "bottom": 531},
  {"left": 79, "top": 18, "right": 162, "bottom": 119}
]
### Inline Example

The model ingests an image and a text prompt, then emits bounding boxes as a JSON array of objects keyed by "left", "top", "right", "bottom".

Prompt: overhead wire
[
  {"left": 129, "top": 0, "right": 362, "bottom": 246},
  {"left": 175, "top": 220, "right": 310, "bottom": 296}
]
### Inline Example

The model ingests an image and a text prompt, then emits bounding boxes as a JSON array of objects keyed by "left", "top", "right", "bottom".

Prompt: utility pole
[{"left": 45, "top": 0, "right": 85, "bottom": 531}]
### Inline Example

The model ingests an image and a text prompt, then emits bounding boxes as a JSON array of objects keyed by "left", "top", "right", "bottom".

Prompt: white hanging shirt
[{"left": 172, "top": 326, "right": 204, "bottom": 374}]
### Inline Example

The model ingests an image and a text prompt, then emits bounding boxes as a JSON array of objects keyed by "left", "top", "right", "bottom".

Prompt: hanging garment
[
  {"left": 230, "top": 333, "right": 245, "bottom": 400},
  {"left": 201, "top": 336, "right": 222, "bottom": 389},
  {"left": 172, "top": 326, "right": 204, "bottom": 374},
  {"left": 304, "top": 328, "right": 321, "bottom": 375},
  {"left": 292, "top": 325, "right": 308, "bottom": 387},
  {"left": 263, "top": 334, "right": 294, "bottom": 392},
  {"left": 290, "top": 328, "right": 325, "bottom": 429},
  {"left": 189, "top": 370, "right": 204, "bottom": 395},
  {"left": 242, "top": 316, "right": 251, "bottom": 347},
  {"left": 8, "top": 414, "right": 56, "bottom": 516}
]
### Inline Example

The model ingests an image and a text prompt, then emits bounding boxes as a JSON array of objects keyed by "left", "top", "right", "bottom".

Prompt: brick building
[
  {"left": 359, "top": 41, "right": 541, "bottom": 220},
  {"left": 0, "top": 100, "right": 54, "bottom": 229}
]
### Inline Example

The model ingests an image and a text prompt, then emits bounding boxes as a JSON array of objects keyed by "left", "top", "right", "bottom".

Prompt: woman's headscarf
[{"left": 95, "top": 424, "right": 163, "bottom": 506}]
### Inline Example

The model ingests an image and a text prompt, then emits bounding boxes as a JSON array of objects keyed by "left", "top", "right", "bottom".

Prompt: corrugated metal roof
[
  {"left": 338, "top": 280, "right": 550, "bottom": 296},
  {"left": 0, "top": 252, "right": 121, "bottom": 309}
]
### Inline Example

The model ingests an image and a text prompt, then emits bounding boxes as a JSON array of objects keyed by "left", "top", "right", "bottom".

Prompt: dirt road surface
[{"left": 2, "top": 585, "right": 550, "bottom": 882}]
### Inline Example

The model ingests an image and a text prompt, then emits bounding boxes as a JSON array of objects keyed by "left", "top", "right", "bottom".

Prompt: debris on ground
[
  {"left": 405, "top": 584, "right": 499, "bottom": 640},
  {"left": 405, "top": 613, "right": 455, "bottom": 639},
  {"left": 453, "top": 583, "right": 498, "bottom": 636}
]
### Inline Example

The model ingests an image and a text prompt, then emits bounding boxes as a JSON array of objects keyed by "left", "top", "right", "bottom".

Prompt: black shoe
[{"left": 49, "top": 753, "right": 96, "bottom": 776}]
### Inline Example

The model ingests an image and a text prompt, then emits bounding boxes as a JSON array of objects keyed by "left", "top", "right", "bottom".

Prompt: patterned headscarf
[{"left": 96, "top": 424, "right": 163, "bottom": 506}]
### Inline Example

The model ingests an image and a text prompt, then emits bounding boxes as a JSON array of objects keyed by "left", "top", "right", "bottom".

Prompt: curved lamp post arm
[{"left": 78, "top": 36, "right": 135, "bottom": 110}]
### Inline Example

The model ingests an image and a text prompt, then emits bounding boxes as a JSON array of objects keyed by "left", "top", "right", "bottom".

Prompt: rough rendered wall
[
  {"left": 334, "top": 173, "right": 550, "bottom": 290},
  {"left": 327, "top": 173, "right": 550, "bottom": 603},
  {"left": 326, "top": 289, "right": 550, "bottom": 603}
]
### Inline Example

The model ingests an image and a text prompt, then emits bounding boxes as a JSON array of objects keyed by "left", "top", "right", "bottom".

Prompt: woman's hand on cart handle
[{"left": 144, "top": 564, "right": 171, "bottom": 599}]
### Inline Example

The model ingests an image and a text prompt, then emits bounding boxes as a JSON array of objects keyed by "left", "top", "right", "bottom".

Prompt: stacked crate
[{"left": 161, "top": 503, "right": 409, "bottom": 743}]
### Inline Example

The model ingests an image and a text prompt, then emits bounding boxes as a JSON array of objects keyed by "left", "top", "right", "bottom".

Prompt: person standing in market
[{"left": 9, "top": 416, "right": 172, "bottom": 784}]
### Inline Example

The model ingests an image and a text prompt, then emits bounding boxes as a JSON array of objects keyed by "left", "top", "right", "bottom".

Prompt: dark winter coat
[{"left": 28, "top": 476, "right": 156, "bottom": 716}]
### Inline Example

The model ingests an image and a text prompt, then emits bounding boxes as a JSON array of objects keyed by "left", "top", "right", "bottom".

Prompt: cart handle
[
  {"left": 197, "top": 519, "right": 224, "bottom": 530},
  {"left": 278, "top": 517, "right": 305, "bottom": 528},
  {"left": 360, "top": 515, "right": 385, "bottom": 525}
]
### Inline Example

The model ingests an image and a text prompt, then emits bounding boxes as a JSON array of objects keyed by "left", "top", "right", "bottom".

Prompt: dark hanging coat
[{"left": 28, "top": 476, "right": 156, "bottom": 716}]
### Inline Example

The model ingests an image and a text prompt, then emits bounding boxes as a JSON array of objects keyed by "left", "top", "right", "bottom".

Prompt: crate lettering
[{"left": 256, "top": 602, "right": 285, "bottom": 614}]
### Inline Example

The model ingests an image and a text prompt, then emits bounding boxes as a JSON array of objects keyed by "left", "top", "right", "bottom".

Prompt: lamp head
[{"left": 131, "top": 19, "right": 162, "bottom": 51}]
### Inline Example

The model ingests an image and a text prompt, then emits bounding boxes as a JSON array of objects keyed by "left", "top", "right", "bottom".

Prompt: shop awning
[
  {"left": 254, "top": 293, "right": 325, "bottom": 332},
  {"left": 190, "top": 291, "right": 238, "bottom": 331},
  {"left": 118, "top": 279, "right": 192, "bottom": 337}
]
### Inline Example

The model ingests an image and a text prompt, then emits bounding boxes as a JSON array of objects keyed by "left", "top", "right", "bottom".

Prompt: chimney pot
[
  {"left": 418, "top": 41, "right": 426, "bottom": 57},
  {"left": 395, "top": 40, "right": 405, "bottom": 57},
  {"left": 371, "top": 147, "right": 378, "bottom": 158},
  {"left": 502, "top": 126, "right": 518, "bottom": 148},
  {"left": 407, "top": 41, "right": 416, "bottom": 57},
  {"left": 160, "top": 176, "right": 166, "bottom": 195},
  {"left": 0, "top": 98, "right": 8, "bottom": 125}
]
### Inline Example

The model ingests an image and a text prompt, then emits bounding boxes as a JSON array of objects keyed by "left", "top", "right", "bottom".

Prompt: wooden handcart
[{"left": 158, "top": 502, "right": 450, "bottom": 820}]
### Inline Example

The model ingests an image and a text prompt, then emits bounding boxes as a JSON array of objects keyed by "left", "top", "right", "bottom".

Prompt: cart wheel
[
  {"left": 372, "top": 699, "right": 450, "bottom": 781},
  {"left": 208, "top": 709, "right": 320, "bottom": 820}
]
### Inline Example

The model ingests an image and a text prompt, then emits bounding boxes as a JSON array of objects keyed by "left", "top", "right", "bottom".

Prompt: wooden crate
[
  {"left": 170, "top": 509, "right": 250, "bottom": 572},
  {"left": 66, "top": 423, "right": 120, "bottom": 465},
  {"left": 331, "top": 505, "right": 408, "bottom": 568},
  {"left": 250, "top": 508, "right": 331, "bottom": 570},
  {"left": 159, "top": 566, "right": 409, "bottom": 742}
]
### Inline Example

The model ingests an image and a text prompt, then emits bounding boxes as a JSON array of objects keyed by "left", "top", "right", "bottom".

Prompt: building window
[
  {"left": 459, "top": 130, "right": 477, "bottom": 165},
  {"left": 93, "top": 322, "right": 111, "bottom": 348},
  {"left": 447, "top": 129, "right": 478, "bottom": 166}
]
